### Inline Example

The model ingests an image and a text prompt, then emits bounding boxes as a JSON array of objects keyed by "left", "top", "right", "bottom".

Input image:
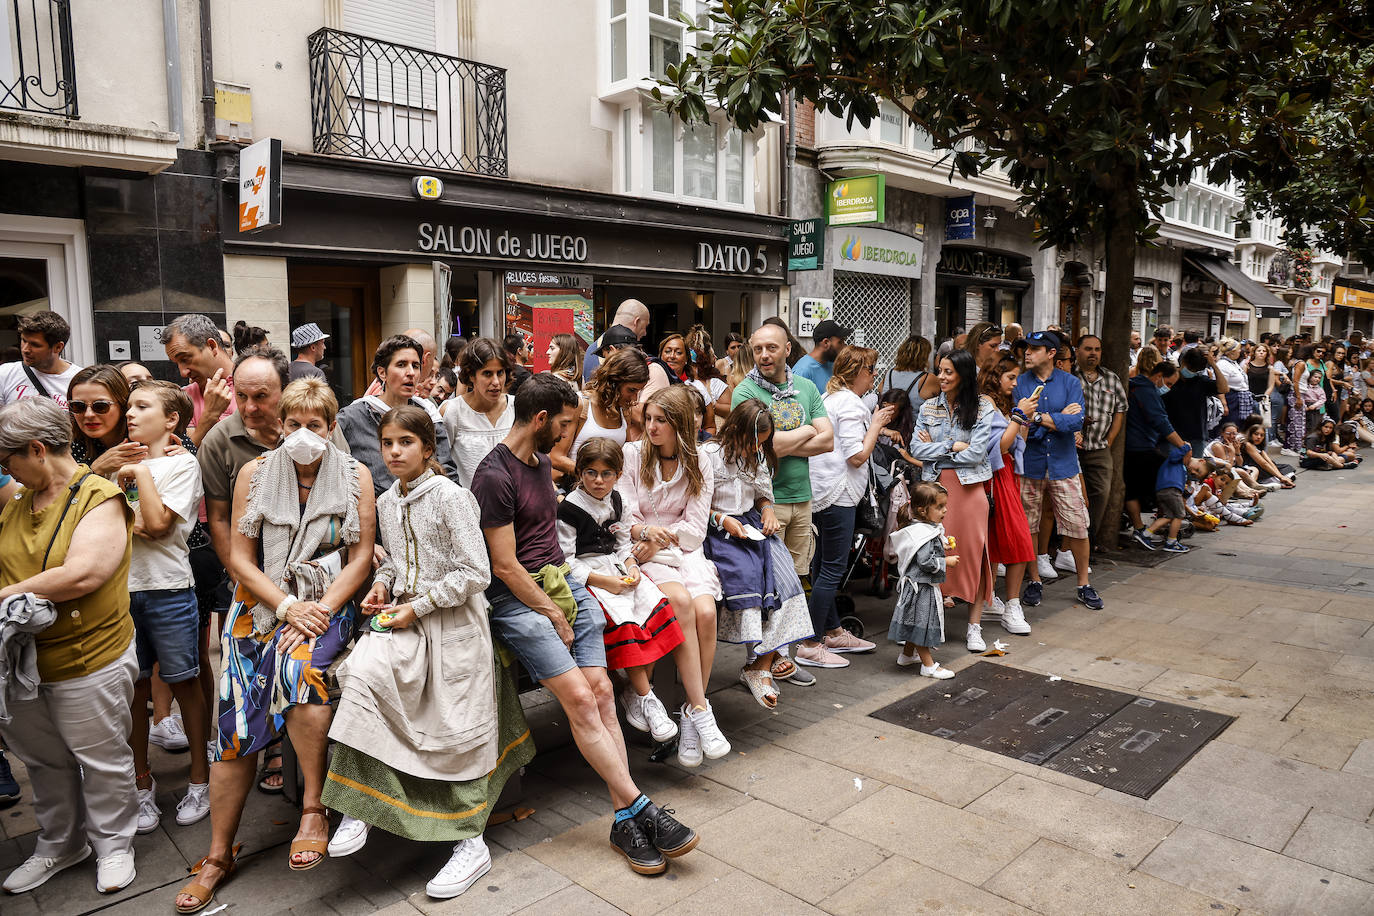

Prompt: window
[
  {"left": 682, "top": 122, "right": 716, "bottom": 198},
  {"left": 621, "top": 107, "right": 634, "bottom": 192},
  {"left": 724, "top": 128, "right": 744, "bottom": 203},
  {"left": 652, "top": 109, "right": 675, "bottom": 193},
  {"left": 607, "top": 0, "right": 694, "bottom": 90},
  {"left": 879, "top": 103, "right": 904, "bottom": 145},
  {"left": 626, "top": 102, "right": 753, "bottom": 208},
  {"left": 648, "top": 0, "right": 684, "bottom": 80},
  {"left": 610, "top": 0, "right": 628, "bottom": 82}
]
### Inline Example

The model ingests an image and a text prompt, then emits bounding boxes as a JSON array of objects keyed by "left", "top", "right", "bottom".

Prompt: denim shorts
[
  {"left": 129, "top": 587, "right": 201, "bottom": 682},
  {"left": 487, "top": 578, "right": 607, "bottom": 682}
]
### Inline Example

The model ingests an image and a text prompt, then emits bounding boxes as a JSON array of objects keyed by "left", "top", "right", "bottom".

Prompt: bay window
[
  {"left": 622, "top": 100, "right": 753, "bottom": 209},
  {"left": 604, "top": 0, "right": 696, "bottom": 94}
]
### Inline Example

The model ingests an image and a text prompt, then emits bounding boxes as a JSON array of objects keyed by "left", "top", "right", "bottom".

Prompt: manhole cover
[{"left": 870, "top": 662, "right": 1233, "bottom": 798}]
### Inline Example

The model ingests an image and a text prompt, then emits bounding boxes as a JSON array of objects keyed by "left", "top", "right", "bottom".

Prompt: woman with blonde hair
[
  {"left": 1130, "top": 343, "right": 1162, "bottom": 378},
  {"left": 716, "top": 341, "right": 755, "bottom": 418},
  {"left": 887, "top": 334, "right": 939, "bottom": 410},
  {"left": 616, "top": 385, "right": 730, "bottom": 768}
]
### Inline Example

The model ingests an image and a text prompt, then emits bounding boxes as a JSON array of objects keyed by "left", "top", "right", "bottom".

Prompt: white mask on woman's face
[{"left": 282, "top": 428, "right": 328, "bottom": 465}]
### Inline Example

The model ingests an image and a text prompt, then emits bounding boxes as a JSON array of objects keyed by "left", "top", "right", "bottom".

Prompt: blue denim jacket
[{"left": 908, "top": 393, "right": 998, "bottom": 484}]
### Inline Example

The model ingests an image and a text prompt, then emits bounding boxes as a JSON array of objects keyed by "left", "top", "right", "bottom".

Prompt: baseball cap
[
  {"left": 811, "top": 319, "right": 853, "bottom": 342},
  {"left": 291, "top": 323, "right": 329, "bottom": 348},
  {"left": 591, "top": 324, "right": 640, "bottom": 356},
  {"left": 1024, "top": 330, "right": 1062, "bottom": 351}
]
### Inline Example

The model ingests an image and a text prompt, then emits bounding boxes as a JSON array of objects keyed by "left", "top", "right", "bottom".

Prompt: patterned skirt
[
  {"left": 1285, "top": 388, "right": 1307, "bottom": 450},
  {"left": 321, "top": 658, "right": 535, "bottom": 842},
  {"left": 888, "top": 579, "right": 945, "bottom": 648},
  {"left": 705, "top": 512, "right": 814, "bottom": 655},
  {"left": 215, "top": 581, "right": 355, "bottom": 760}
]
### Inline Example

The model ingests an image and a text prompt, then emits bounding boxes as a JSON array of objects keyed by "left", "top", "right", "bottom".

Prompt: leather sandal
[
  {"left": 289, "top": 806, "right": 330, "bottom": 871},
  {"left": 738, "top": 668, "right": 778, "bottom": 710},
  {"left": 175, "top": 849, "right": 238, "bottom": 914}
]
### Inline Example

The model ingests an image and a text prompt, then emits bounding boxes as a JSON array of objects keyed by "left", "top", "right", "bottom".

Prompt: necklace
[
  {"left": 660, "top": 452, "right": 679, "bottom": 461},
  {"left": 298, "top": 481, "right": 313, "bottom": 490}
]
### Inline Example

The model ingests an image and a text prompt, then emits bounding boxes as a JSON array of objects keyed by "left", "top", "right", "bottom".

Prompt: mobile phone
[{"left": 1031, "top": 384, "right": 1045, "bottom": 399}]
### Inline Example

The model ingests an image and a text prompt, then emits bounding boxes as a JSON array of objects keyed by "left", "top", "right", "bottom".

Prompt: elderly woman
[
  {"left": 798, "top": 346, "right": 896, "bottom": 667},
  {"left": 0, "top": 397, "right": 140, "bottom": 895},
  {"left": 339, "top": 334, "right": 459, "bottom": 496},
  {"left": 175, "top": 379, "right": 376, "bottom": 913}
]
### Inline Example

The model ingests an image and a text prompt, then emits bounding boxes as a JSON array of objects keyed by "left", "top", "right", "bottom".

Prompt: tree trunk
[{"left": 1097, "top": 183, "right": 1140, "bottom": 551}]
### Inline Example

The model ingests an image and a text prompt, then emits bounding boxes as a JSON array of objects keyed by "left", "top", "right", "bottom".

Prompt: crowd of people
[{"left": 0, "top": 302, "right": 1351, "bottom": 908}]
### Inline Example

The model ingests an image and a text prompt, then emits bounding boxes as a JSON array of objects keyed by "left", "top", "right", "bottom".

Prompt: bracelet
[
  {"left": 318, "top": 602, "right": 334, "bottom": 614},
  {"left": 276, "top": 594, "right": 299, "bottom": 622}
]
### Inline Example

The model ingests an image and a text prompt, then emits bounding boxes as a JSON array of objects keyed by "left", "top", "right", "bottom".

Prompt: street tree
[{"left": 660, "top": 0, "right": 1374, "bottom": 546}]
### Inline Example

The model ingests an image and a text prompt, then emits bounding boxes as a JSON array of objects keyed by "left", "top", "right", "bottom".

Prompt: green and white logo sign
[
  {"left": 827, "top": 226, "right": 924, "bottom": 280},
  {"left": 827, "top": 174, "right": 885, "bottom": 225}
]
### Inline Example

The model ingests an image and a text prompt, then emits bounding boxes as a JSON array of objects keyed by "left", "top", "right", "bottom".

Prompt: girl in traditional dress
[
  {"left": 322, "top": 406, "right": 533, "bottom": 901},
  {"left": 557, "top": 438, "right": 684, "bottom": 742},
  {"left": 888, "top": 481, "right": 958, "bottom": 678},
  {"left": 701, "top": 400, "right": 814, "bottom": 708}
]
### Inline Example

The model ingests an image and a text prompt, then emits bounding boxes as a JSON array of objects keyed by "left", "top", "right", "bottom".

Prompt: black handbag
[{"left": 854, "top": 462, "right": 887, "bottom": 536}]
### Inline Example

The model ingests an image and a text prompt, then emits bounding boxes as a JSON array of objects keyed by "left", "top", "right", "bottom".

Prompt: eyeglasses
[
  {"left": 68, "top": 399, "right": 117, "bottom": 415},
  {"left": 580, "top": 468, "right": 618, "bottom": 481}
]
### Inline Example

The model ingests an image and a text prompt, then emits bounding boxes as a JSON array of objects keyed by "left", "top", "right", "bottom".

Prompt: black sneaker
[
  {"left": 1022, "top": 580, "right": 1043, "bottom": 607},
  {"left": 1076, "top": 584, "right": 1105, "bottom": 610},
  {"left": 610, "top": 816, "right": 666, "bottom": 875},
  {"left": 634, "top": 802, "right": 699, "bottom": 858},
  {"left": 1130, "top": 528, "right": 1157, "bottom": 551},
  {"left": 0, "top": 751, "right": 19, "bottom": 810}
]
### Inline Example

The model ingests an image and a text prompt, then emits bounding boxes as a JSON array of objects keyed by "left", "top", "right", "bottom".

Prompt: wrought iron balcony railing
[
  {"left": 308, "top": 28, "right": 507, "bottom": 177},
  {"left": 0, "top": 0, "right": 78, "bottom": 117}
]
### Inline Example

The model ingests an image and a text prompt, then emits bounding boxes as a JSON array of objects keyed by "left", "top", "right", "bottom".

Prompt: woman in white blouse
[
  {"left": 443, "top": 338, "right": 515, "bottom": 488},
  {"left": 798, "top": 346, "right": 896, "bottom": 669}
]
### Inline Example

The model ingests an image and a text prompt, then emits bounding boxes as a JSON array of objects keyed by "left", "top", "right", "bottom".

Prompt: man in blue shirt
[
  {"left": 1012, "top": 331, "right": 1103, "bottom": 610},
  {"left": 792, "top": 319, "right": 851, "bottom": 393}
]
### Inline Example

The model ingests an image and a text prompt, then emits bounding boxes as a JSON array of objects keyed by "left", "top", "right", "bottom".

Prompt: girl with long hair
[
  {"left": 551, "top": 348, "right": 650, "bottom": 478},
  {"left": 888, "top": 333, "right": 939, "bottom": 409},
  {"left": 616, "top": 386, "right": 730, "bottom": 767},
  {"left": 547, "top": 333, "right": 583, "bottom": 390},
  {"left": 905, "top": 349, "right": 999, "bottom": 653},
  {"left": 704, "top": 400, "right": 814, "bottom": 707},
  {"left": 977, "top": 357, "right": 1038, "bottom": 635},
  {"left": 685, "top": 325, "right": 728, "bottom": 425}
]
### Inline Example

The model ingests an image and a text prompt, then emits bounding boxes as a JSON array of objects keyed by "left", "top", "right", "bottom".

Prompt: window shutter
[{"left": 342, "top": 0, "right": 436, "bottom": 50}]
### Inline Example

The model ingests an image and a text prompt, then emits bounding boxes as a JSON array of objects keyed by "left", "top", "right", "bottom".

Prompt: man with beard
[
  {"left": 1074, "top": 334, "right": 1127, "bottom": 549},
  {"left": 792, "top": 319, "right": 852, "bottom": 392},
  {"left": 472, "top": 374, "right": 699, "bottom": 876}
]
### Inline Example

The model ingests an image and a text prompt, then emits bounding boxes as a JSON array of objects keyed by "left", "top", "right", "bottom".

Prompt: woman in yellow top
[{"left": 0, "top": 396, "right": 139, "bottom": 896}]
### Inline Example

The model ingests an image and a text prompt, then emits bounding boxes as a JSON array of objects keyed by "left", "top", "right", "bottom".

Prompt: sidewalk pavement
[{"left": 6, "top": 468, "right": 1374, "bottom": 915}]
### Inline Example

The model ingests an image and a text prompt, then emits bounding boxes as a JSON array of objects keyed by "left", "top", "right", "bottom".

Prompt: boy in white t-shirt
[{"left": 114, "top": 381, "right": 210, "bottom": 833}]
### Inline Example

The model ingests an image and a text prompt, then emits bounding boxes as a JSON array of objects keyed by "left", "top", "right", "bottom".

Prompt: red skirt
[
  {"left": 987, "top": 458, "right": 1035, "bottom": 565},
  {"left": 602, "top": 597, "right": 684, "bottom": 669}
]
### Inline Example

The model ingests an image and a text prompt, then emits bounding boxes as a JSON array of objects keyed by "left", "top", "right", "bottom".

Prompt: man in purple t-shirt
[{"left": 472, "top": 373, "right": 700, "bottom": 877}]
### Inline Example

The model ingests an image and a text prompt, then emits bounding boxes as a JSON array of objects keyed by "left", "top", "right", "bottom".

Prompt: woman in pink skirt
[{"left": 979, "top": 356, "right": 1039, "bottom": 636}]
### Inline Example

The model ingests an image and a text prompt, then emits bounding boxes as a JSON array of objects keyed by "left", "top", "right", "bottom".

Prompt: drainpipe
[
  {"left": 784, "top": 92, "right": 796, "bottom": 220},
  {"left": 162, "top": 0, "right": 184, "bottom": 141},
  {"left": 199, "top": 0, "right": 216, "bottom": 148}
]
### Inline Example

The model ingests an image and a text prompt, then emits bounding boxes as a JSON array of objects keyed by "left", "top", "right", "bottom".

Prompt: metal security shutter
[
  {"left": 342, "top": 0, "right": 435, "bottom": 50},
  {"left": 833, "top": 271, "right": 910, "bottom": 374}
]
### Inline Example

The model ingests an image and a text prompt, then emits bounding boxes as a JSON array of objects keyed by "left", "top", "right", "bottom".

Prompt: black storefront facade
[{"left": 219, "top": 153, "right": 788, "bottom": 401}]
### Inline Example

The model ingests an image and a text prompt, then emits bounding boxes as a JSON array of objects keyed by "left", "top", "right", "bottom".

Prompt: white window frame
[
  {"left": 601, "top": 0, "right": 699, "bottom": 99},
  {"left": 617, "top": 98, "right": 756, "bottom": 211}
]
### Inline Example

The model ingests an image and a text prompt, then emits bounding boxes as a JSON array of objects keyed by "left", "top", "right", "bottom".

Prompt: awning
[{"left": 1185, "top": 254, "right": 1292, "bottom": 319}]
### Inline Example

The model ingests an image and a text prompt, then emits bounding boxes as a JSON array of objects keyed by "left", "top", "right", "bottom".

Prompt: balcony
[
  {"left": 308, "top": 28, "right": 507, "bottom": 178},
  {"left": 0, "top": 0, "right": 78, "bottom": 117}
]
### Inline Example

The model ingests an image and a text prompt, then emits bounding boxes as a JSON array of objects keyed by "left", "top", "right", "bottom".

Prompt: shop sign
[
  {"left": 827, "top": 175, "right": 884, "bottom": 225},
  {"left": 238, "top": 137, "right": 281, "bottom": 232},
  {"left": 827, "top": 227, "right": 924, "bottom": 280},
  {"left": 1334, "top": 284, "right": 1374, "bottom": 312},
  {"left": 419, "top": 223, "right": 590, "bottom": 262},
  {"left": 788, "top": 218, "right": 824, "bottom": 271},
  {"left": 1132, "top": 281, "right": 1154, "bottom": 307},
  {"left": 1304, "top": 297, "right": 1328, "bottom": 320},
  {"left": 1209, "top": 314, "right": 1222, "bottom": 338},
  {"left": 796, "top": 297, "right": 832, "bottom": 337},
  {"left": 944, "top": 194, "right": 976, "bottom": 241},
  {"left": 695, "top": 241, "right": 770, "bottom": 275},
  {"left": 411, "top": 175, "right": 444, "bottom": 200},
  {"left": 1226, "top": 307, "right": 1250, "bottom": 323},
  {"left": 1180, "top": 269, "right": 1225, "bottom": 303},
  {"left": 937, "top": 247, "right": 1017, "bottom": 282}
]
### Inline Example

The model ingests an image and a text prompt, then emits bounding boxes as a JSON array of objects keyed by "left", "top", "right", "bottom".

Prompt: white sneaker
[
  {"left": 996, "top": 563, "right": 1007, "bottom": 577},
  {"left": 148, "top": 714, "right": 189, "bottom": 752},
  {"left": 640, "top": 690, "right": 679, "bottom": 743},
  {"left": 984, "top": 594, "right": 1006, "bottom": 619},
  {"left": 135, "top": 779, "right": 160, "bottom": 835},
  {"left": 677, "top": 707, "right": 703, "bottom": 768},
  {"left": 1036, "top": 555, "right": 1059, "bottom": 579},
  {"left": 1280, "top": 447, "right": 1300, "bottom": 458},
  {"left": 1053, "top": 549, "right": 1077, "bottom": 573},
  {"left": 175, "top": 782, "right": 210, "bottom": 826},
  {"left": 920, "top": 663, "right": 956, "bottom": 679},
  {"left": 966, "top": 623, "right": 987, "bottom": 653},
  {"left": 896, "top": 652, "right": 922, "bottom": 667},
  {"left": 426, "top": 836, "right": 491, "bottom": 899},
  {"left": 1000, "top": 599, "right": 1031, "bottom": 635},
  {"left": 328, "top": 815, "right": 371, "bottom": 857},
  {"left": 95, "top": 850, "right": 136, "bottom": 893},
  {"left": 622, "top": 688, "right": 650, "bottom": 735},
  {"left": 3, "top": 846, "right": 91, "bottom": 893},
  {"left": 685, "top": 702, "right": 730, "bottom": 760}
]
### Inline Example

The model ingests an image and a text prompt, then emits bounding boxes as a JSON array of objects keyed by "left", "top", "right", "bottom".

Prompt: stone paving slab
[
  {"left": 1282, "top": 809, "right": 1374, "bottom": 883},
  {"left": 816, "top": 855, "right": 1036, "bottom": 915}
]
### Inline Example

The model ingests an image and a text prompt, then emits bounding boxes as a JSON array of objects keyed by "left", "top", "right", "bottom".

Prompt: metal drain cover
[{"left": 869, "top": 662, "right": 1232, "bottom": 798}]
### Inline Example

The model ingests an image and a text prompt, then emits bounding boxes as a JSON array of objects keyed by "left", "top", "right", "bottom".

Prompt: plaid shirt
[{"left": 1075, "top": 366, "right": 1127, "bottom": 451}]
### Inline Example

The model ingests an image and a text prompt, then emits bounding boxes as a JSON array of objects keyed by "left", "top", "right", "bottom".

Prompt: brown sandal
[
  {"left": 289, "top": 806, "right": 330, "bottom": 871},
  {"left": 175, "top": 849, "right": 238, "bottom": 914}
]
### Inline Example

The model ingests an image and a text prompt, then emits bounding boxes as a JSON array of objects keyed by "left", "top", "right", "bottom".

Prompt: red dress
[{"left": 987, "top": 454, "right": 1035, "bottom": 565}]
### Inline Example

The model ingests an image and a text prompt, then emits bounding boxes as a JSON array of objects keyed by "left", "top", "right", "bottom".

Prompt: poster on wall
[
  {"left": 797, "top": 297, "right": 833, "bottom": 337},
  {"left": 503, "top": 271, "right": 594, "bottom": 372}
]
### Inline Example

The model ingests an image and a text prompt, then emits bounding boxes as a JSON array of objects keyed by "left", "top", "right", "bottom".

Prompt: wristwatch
[{"left": 1032, "top": 412, "right": 1044, "bottom": 426}]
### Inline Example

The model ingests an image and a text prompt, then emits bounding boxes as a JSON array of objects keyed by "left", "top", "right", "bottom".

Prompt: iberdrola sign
[
  {"left": 827, "top": 226, "right": 924, "bottom": 280},
  {"left": 827, "top": 174, "right": 885, "bottom": 225}
]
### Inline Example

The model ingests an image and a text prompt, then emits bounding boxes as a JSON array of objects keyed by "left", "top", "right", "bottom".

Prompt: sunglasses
[
  {"left": 979, "top": 326, "right": 1004, "bottom": 341},
  {"left": 68, "top": 399, "right": 117, "bottom": 415}
]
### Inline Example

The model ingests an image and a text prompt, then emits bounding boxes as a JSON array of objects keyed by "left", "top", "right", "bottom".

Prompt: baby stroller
[{"left": 831, "top": 443, "right": 922, "bottom": 637}]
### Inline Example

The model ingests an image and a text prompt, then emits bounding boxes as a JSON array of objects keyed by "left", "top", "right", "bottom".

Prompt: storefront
[
  {"left": 1131, "top": 280, "right": 1165, "bottom": 339},
  {"left": 817, "top": 225, "right": 923, "bottom": 368},
  {"left": 936, "top": 246, "right": 1031, "bottom": 341},
  {"left": 1333, "top": 282, "right": 1374, "bottom": 338},
  {"left": 1184, "top": 254, "right": 1292, "bottom": 341},
  {"left": 220, "top": 154, "right": 787, "bottom": 400}
]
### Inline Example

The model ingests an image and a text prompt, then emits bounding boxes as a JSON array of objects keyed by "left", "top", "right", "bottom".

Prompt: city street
[{"left": 7, "top": 467, "right": 1374, "bottom": 916}]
